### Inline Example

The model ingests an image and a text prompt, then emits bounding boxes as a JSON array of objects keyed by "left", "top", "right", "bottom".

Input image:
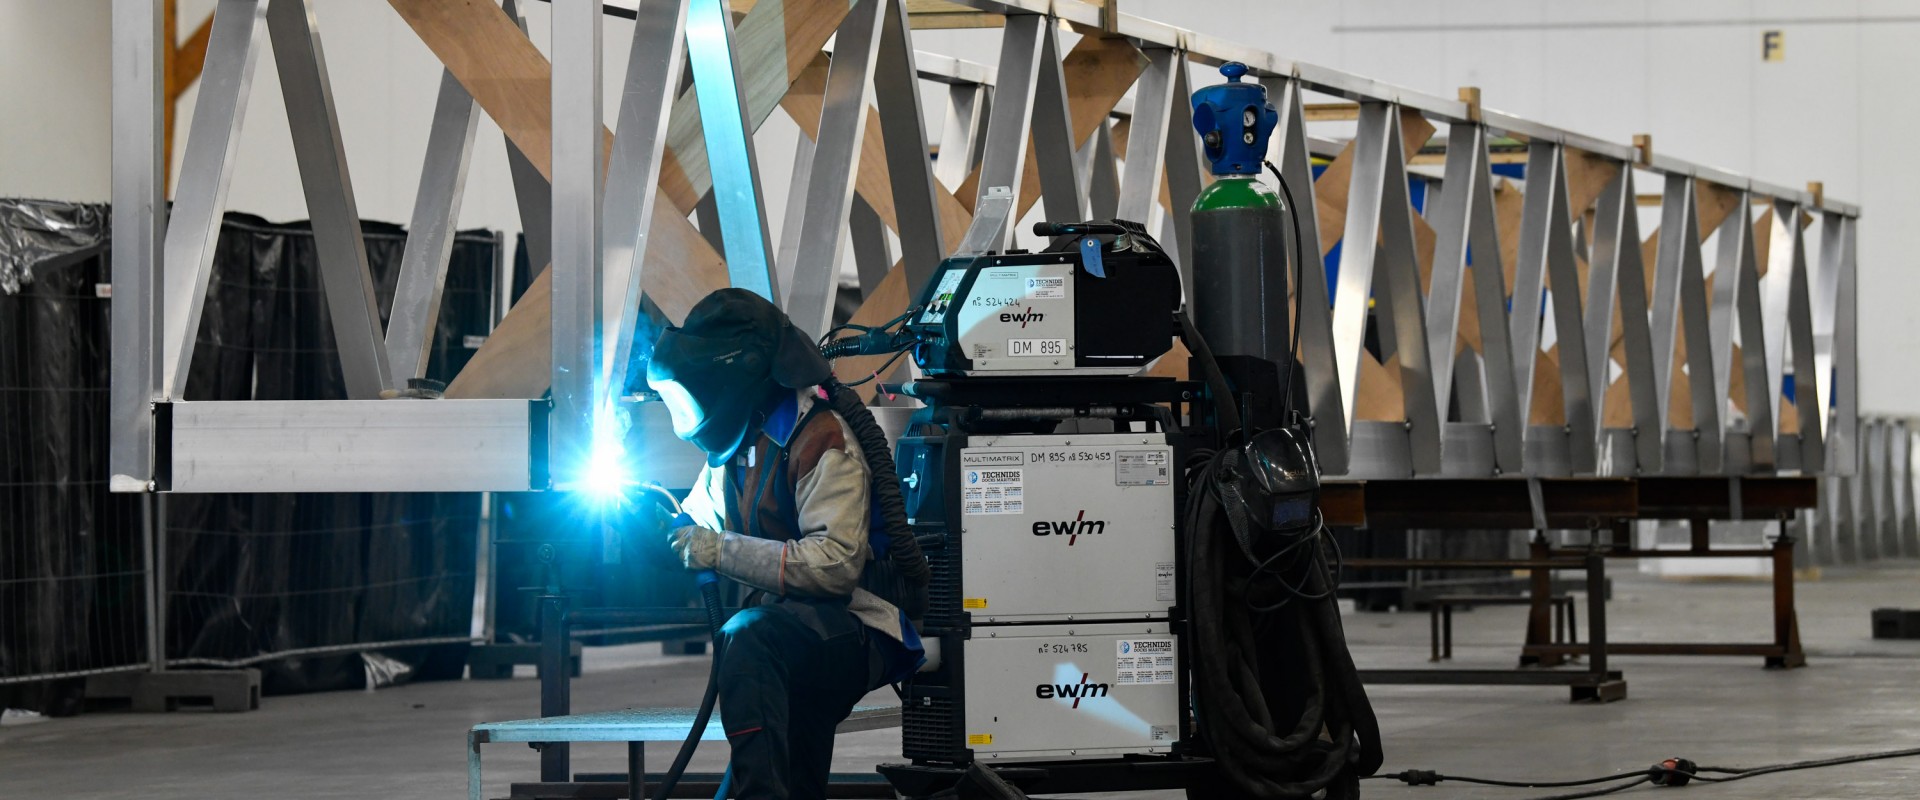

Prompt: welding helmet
[{"left": 647, "top": 289, "right": 831, "bottom": 466}]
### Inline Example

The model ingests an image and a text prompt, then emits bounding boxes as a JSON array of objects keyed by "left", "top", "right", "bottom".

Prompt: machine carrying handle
[{"left": 1032, "top": 220, "right": 1127, "bottom": 238}]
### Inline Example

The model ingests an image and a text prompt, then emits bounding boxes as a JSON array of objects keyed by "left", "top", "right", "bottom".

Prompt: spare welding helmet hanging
[{"left": 647, "top": 289, "right": 833, "bottom": 467}]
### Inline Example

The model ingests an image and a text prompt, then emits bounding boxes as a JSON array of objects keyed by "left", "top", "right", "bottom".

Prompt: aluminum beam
[
  {"left": 1425, "top": 122, "right": 1522, "bottom": 474},
  {"left": 1086, "top": 121, "right": 1120, "bottom": 220},
  {"left": 1709, "top": 197, "right": 1774, "bottom": 468},
  {"left": 786, "top": 0, "right": 887, "bottom": 338},
  {"left": 1587, "top": 166, "right": 1660, "bottom": 472},
  {"left": 1825, "top": 216, "right": 1859, "bottom": 475},
  {"left": 502, "top": 0, "right": 553, "bottom": 274},
  {"left": 1029, "top": 18, "right": 1085, "bottom": 224},
  {"left": 687, "top": 0, "right": 778, "bottom": 298},
  {"left": 1117, "top": 48, "right": 1176, "bottom": 227},
  {"left": 1760, "top": 200, "right": 1802, "bottom": 455},
  {"left": 849, "top": 197, "right": 893, "bottom": 298},
  {"left": 388, "top": 70, "right": 480, "bottom": 385},
  {"left": 550, "top": 0, "right": 604, "bottom": 486},
  {"left": 1263, "top": 76, "right": 1347, "bottom": 475},
  {"left": 267, "top": 0, "right": 392, "bottom": 398},
  {"left": 600, "top": 0, "right": 689, "bottom": 396},
  {"left": 970, "top": 14, "right": 1046, "bottom": 250},
  {"left": 165, "top": 400, "right": 538, "bottom": 493},
  {"left": 872, "top": 0, "right": 948, "bottom": 293},
  {"left": 1333, "top": 103, "right": 1440, "bottom": 475},
  {"left": 1648, "top": 175, "right": 1721, "bottom": 473},
  {"left": 935, "top": 84, "right": 987, "bottom": 192},
  {"left": 1162, "top": 56, "right": 1203, "bottom": 294},
  {"left": 159, "top": 0, "right": 266, "bottom": 401},
  {"left": 110, "top": 0, "right": 165, "bottom": 491},
  {"left": 773, "top": 129, "right": 814, "bottom": 296},
  {"left": 1512, "top": 142, "right": 1596, "bottom": 474}
]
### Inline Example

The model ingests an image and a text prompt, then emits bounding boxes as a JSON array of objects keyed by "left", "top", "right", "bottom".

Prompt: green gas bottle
[{"left": 1188, "top": 62, "right": 1295, "bottom": 424}]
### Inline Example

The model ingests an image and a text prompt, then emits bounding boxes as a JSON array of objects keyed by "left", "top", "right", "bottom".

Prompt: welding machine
[{"left": 822, "top": 61, "right": 1382, "bottom": 799}]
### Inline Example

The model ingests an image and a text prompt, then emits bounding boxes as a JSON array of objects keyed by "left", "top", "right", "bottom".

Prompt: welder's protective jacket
[{"left": 682, "top": 389, "right": 908, "bottom": 646}]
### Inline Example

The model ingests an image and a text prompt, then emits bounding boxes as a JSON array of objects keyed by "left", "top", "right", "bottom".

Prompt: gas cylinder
[{"left": 1189, "top": 62, "right": 1296, "bottom": 426}]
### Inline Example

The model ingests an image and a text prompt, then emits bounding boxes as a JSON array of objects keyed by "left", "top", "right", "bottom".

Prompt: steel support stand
[
  {"left": 539, "top": 590, "right": 572, "bottom": 782},
  {"left": 1769, "top": 519, "right": 1808, "bottom": 669}
]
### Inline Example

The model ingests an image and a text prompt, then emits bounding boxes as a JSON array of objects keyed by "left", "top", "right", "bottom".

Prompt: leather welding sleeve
[{"left": 715, "top": 424, "right": 873, "bottom": 598}]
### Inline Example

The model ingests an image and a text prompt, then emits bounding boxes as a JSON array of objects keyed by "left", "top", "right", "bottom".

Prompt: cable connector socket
[
  {"left": 1390, "top": 769, "right": 1441, "bottom": 786},
  {"left": 1650, "top": 757, "right": 1698, "bottom": 786}
]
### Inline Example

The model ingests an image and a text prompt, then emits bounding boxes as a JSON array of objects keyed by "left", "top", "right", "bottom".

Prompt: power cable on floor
[{"left": 1371, "top": 746, "right": 1920, "bottom": 799}]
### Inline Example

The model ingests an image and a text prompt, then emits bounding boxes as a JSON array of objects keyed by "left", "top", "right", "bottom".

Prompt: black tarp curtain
[
  {"left": 1, "top": 198, "right": 498, "bottom": 710},
  {"left": 1, "top": 199, "right": 142, "bottom": 715}
]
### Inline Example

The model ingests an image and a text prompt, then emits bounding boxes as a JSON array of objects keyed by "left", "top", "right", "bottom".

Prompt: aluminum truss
[{"left": 112, "top": 0, "right": 1862, "bottom": 494}]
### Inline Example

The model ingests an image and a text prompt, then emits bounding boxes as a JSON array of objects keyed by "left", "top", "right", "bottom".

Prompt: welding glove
[{"left": 669, "top": 525, "right": 722, "bottom": 571}]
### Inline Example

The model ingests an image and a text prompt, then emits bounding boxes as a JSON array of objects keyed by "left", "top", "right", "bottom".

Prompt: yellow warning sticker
[
  {"left": 967, "top": 733, "right": 993, "bottom": 746},
  {"left": 962, "top": 597, "right": 988, "bottom": 609}
]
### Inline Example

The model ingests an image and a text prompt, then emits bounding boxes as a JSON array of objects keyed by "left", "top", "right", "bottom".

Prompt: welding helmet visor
[{"left": 647, "top": 289, "right": 830, "bottom": 466}]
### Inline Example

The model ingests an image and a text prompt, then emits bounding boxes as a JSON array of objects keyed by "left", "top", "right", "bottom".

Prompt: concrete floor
[{"left": 5, "top": 564, "right": 1920, "bottom": 799}]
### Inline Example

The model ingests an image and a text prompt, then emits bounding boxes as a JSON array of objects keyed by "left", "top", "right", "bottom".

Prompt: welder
[{"left": 646, "top": 288, "right": 923, "bottom": 800}]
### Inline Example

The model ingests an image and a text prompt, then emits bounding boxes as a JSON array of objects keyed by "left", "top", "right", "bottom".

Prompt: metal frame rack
[{"left": 110, "top": 0, "right": 1861, "bottom": 494}]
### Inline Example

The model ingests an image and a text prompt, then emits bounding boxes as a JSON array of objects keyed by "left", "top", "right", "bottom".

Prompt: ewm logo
[
  {"left": 1032, "top": 510, "right": 1105, "bottom": 545},
  {"left": 999, "top": 307, "right": 1044, "bottom": 328},
  {"left": 1035, "top": 672, "right": 1110, "bottom": 708}
]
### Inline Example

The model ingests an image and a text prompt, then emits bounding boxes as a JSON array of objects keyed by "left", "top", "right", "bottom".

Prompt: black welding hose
[{"left": 651, "top": 575, "right": 726, "bottom": 800}]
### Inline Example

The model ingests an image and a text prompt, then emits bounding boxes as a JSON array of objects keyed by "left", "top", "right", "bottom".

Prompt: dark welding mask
[
  {"left": 647, "top": 289, "right": 832, "bottom": 466},
  {"left": 1214, "top": 425, "right": 1320, "bottom": 558}
]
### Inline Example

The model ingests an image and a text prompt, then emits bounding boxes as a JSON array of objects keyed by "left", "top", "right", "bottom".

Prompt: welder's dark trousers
[{"left": 717, "top": 600, "right": 876, "bottom": 800}]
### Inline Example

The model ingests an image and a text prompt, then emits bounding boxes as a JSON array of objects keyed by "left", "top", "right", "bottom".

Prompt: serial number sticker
[
  {"left": 1007, "top": 338, "right": 1067, "bottom": 357},
  {"left": 967, "top": 733, "right": 994, "bottom": 746},
  {"left": 1025, "top": 276, "right": 1066, "bottom": 299},
  {"left": 1032, "top": 450, "right": 1112, "bottom": 465},
  {"left": 963, "top": 597, "right": 988, "bottom": 609},
  {"left": 1116, "top": 450, "right": 1172, "bottom": 486}
]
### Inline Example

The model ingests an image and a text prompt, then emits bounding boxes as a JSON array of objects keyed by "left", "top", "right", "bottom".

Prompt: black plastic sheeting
[
  {"left": 0, "top": 198, "right": 502, "bottom": 710},
  {"left": 163, "top": 213, "right": 498, "bottom": 695},
  {"left": 1, "top": 200, "right": 145, "bottom": 715}
]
